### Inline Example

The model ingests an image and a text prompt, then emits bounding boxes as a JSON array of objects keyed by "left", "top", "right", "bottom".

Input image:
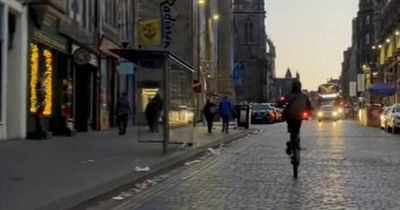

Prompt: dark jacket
[
  {"left": 284, "top": 93, "right": 312, "bottom": 120},
  {"left": 204, "top": 101, "right": 217, "bottom": 120},
  {"left": 116, "top": 97, "right": 132, "bottom": 115}
]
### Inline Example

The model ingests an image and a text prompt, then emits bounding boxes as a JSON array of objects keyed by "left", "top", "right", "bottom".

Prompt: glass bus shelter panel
[
  {"left": 135, "top": 68, "right": 165, "bottom": 143},
  {"left": 168, "top": 67, "right": 194, "bottom": 145}
]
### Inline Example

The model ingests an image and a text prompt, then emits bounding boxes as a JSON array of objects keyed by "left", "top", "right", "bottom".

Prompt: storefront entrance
[{"left": 75, "top": 64, "right": 97, "bottom": 132}]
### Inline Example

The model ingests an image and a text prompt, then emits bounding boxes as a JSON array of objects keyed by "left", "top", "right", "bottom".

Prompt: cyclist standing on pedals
[{"left": 283, "top": 80, "right": 313, "bottom": 155}]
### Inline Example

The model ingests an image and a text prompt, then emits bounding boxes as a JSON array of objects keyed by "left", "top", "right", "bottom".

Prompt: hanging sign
[{"left": 73, "top": 48, "right": 91, "bottom": 65}]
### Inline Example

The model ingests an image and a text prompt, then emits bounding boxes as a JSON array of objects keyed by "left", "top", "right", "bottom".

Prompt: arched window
[{"left": 245, "top": 18, "right": 253, "bottom": 43}]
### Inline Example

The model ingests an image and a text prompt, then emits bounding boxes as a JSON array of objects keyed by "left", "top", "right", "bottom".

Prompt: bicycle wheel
[{"left": 292, "top": 139, "right": 300, "bottom": 179}]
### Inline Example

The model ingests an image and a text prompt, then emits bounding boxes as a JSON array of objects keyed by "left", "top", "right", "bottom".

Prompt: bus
[
  {"left": 318, "top": 83, "right": 340, "bottom": 97},
  {"left": 317, "top": 83, "right": 342, "bottom": 106}
]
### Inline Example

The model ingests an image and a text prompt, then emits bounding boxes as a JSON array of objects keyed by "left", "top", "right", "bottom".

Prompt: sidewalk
[{"left": 0, "top": 123, "right": 250, "bottom": 210}]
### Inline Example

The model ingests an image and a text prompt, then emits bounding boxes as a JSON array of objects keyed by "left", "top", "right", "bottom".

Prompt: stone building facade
[{"left": 232, "top": 0, "right": 268, "bottom": 102}]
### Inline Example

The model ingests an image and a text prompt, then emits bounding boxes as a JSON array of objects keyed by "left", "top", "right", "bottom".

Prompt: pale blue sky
[{"left": 265, "top": 0, "right": 359, "bottom": 90}]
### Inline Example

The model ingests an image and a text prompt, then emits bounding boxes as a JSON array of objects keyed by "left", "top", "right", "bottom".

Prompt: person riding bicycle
[{"left": 283, "top": 80, "right": 313, "bottom": 155}]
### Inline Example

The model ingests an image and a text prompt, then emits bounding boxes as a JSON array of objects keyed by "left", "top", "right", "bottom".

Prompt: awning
[
  {"left": 110, "top": 49, "right": 195, "bottom": 72},
  {"left": 368, "top": 83, "right": 396, "bottom": 96}
]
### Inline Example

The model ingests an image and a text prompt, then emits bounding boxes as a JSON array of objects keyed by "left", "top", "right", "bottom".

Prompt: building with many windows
[{"left": 26, "top": 0, "right": 135, "bottom": 139}]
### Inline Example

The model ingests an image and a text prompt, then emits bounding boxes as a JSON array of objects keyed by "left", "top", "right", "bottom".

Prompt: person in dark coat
[
  {"left": 152, "top": 93, "right": 163, "bottom": 132},
  {"left": 116, "top": 93, "right": 132, "bottom": 135},
  {"left": 145, "top": 98, "right": 154, "bottom": 132},
  {"left": 203, "top": 99, "right": 218, "bottom": 133},
  {"left": 145, "top": 93, "right": 163, "bottom": 132}
]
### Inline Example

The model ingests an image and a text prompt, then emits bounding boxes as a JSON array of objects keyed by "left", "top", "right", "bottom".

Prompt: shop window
[{"left": 29, "top": 43, "right": 54, "bottom": 117}]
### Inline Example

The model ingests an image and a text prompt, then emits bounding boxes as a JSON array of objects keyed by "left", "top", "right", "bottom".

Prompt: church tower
[{"left": 232, "top": 0, "right": 268, "bottom": 102}]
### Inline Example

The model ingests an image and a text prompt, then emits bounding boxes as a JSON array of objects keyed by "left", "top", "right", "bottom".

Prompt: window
[
  {"left": 253, "top": 0, "right": 263, "bottom": 9},
  {"left": 104, "top": 0, "right": 118, "bottom": 28},
  {"left": 365, "top": 33, "right": 370, "bottom": 45},
  {"left": 365, "top": 15, "right": 370, "bottom": 25},
  {"left": 245, "top": 19, "right": 253, "bottom": 42},
  {"left": 68, "top": 0, "right": 92, "bottom": 31}
]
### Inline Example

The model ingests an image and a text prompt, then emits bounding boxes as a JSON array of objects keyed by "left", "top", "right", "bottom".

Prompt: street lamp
[
  {"left": 396, "top": 30, "right": 400, "bottom": 36},
  {"left": 213, "top": 14, "right": 220, "bottom": 21},
  {"left": 194, "top": 0, "right": 206, "bottom": 126}
]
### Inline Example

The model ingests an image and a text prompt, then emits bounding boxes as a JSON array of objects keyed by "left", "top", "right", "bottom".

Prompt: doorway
[{"left": 75, "top": 64, "right": 97, "bottom": 132}]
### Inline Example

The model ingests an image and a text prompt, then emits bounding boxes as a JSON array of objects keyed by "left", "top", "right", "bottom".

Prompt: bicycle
[{"left": 289, "top": 131, "right": 300, "bottom": 179}]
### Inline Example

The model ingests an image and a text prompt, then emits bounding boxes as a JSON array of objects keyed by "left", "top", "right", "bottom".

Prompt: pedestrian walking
[
  {"left": 116, "top": 93, "right": 132, "bottom": 135},
  {"left": 203, "top": 98, "right": 218, "bottom": 133},
  {"left": 219, "top": 96, "right": 234, "bottom": 134},
  {"left": 145, "top": 93, "right": 163, "bottom": 132},
  {"left": 145, "top": 98, "right": 154, "bottom": 132}
]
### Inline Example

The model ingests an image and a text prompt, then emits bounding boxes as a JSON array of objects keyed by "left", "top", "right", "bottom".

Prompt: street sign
[
  {"left": 349, "top": 81, "right": 357, "bottom": 97},
  {"left": 357, "top": 74, "right": 365, "bottom": 92},
  {"left": 118, "top": 62, "right": 135, "bottom": 75}
]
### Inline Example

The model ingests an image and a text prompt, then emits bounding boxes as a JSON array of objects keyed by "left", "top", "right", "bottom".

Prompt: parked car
[
  {"left": 251, "top": 103, "right": 274, "bottom": 124},
  {"left": 316, "top": 105, "right": 339, "bottom": 121},
  {"left": 380, "top": 106, "right": 391, "bottom": 130},
  {"left": 386, "top": 105, "right": 400, "bottom": 133},
  {"left": 274, "top": 108, "right": 283, "bottom": 122}
]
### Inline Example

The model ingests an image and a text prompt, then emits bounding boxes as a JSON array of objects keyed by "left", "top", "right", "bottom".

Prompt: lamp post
[{"left": 194, "top": 0, "right": 205, "bottom": 126}]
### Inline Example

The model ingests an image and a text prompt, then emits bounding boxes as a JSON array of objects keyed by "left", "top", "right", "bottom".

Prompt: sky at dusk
[{"left": 265, "top": 0, "right": 359, "bottom": 90}]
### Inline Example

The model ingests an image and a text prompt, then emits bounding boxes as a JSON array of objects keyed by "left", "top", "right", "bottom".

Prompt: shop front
[
  {"left": 99, "top": 38, "right": 124, "bottom": 130},
  {"left": 27, "top": 26, "right": 71, "bottom": 139}
]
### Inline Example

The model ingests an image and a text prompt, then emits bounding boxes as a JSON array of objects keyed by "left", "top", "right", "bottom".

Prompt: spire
[
  {"left": 285, "top": 68, "right": 292, "bottom": 78},
  {"left": 296, "top": 71, "right": 300, "bottom": 80}
]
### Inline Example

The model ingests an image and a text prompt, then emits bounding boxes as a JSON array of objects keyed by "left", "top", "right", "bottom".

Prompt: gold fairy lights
[
  {"left": 30, "top": 43, "right": 54, "bottom": 116},
  {"left": 30, "top": 43, "right": 39, "bottom": 114},
  {"left": 43, "top": 49, "right": 53, "bottom": 116}
]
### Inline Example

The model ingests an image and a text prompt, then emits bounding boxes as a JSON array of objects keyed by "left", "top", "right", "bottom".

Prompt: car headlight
[
  {"left": 317, "top": 112, "right": 323, "bottom": 117},
  {"left": 332, "top": 111, "right": 338, "bottom": 116}
]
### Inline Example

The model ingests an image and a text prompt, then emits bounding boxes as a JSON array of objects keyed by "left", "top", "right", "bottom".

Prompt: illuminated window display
[
  {"left": 43, "top": 49, "right": 53, "bottom": 116},
  {"left": 30, "top": 43, "right": 39, "bottom": 113},
  {"left": 29, "top": 43, "right": 54, "bottom": 117}
]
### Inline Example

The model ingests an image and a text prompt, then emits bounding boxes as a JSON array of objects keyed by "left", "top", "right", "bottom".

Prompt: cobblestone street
[{"left": 116, "top": 120, "right": 400, "bottom": 210}]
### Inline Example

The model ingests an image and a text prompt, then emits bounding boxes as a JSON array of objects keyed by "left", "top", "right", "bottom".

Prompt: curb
[{"left": 41, "top": 129, "right": 254, "bottom": 210}]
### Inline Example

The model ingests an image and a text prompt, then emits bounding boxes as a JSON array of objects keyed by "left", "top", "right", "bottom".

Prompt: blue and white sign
[{"left": 118, "top": 62, "right": 135, "bottom": 75}]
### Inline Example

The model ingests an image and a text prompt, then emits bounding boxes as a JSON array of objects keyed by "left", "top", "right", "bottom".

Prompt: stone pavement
[
  {"left": 115, "top": 120, "right": 400, "bottom": 210},
  {"left": 0, "top": 123, "right": 250, "bottom": 210}
]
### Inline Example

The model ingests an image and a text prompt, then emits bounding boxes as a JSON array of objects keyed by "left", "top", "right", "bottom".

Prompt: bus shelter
[{"left": 111, "top": 49, "right": 195, "bottom": 154}]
